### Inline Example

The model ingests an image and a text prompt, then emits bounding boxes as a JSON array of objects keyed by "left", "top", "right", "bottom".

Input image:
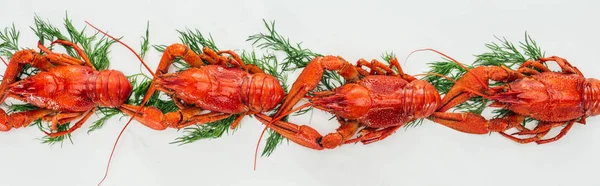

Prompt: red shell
[
  {"left": 156, "top": 65, "right": 285, "bottom": 114},
  {"left": 9, "top": 66, "right": 132, "bottom": 112},
  {"left": 312, "top": 75, "right": 441, "bottom": 128}
]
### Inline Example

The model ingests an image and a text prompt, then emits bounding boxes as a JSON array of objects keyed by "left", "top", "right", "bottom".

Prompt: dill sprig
[
  {"left": 0, "top": 23, "right": 20, "bottom": 58},
  {"left": 171, "top": 115, "right": 238, "bottom": 145},
  {"left": 247, "top": 20, "right": 341, "bottom": 92}
]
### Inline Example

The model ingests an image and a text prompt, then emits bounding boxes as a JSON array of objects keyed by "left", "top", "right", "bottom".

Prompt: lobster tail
[
  {"left": 584, "top": 78, "right": 600, "bottom": 116},
  {"left": 241, "top": 73, "right": 285, "bottom": 113},
  {"left": 86, "top": 70, "right": 132, "bottom": 107}
]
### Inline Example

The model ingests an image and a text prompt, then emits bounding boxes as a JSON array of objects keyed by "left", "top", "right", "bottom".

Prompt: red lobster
[
  {"left": 0, "top": 40, "right": 131, "bottom": 136},
  {"left": 117, "top": 44, "right": 285, "bottom": 130},
  {"left": 254, "top": 55, "right": 464, "bottom": 150},
  {"left": 85, "top": 22, "right": 286, "bottom": 185},
  {"left": 422, "top": 49, "right": 600, "bottom": 144}
]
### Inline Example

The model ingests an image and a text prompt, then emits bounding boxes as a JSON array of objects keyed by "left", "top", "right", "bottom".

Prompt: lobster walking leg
[
  {"left": 535, "top": 120, "right": 576, "bottom": 144},
  {"left": 430, "top": 112, "right": 525, "bottom": 134},
  {"left": 254, "top": 113, "right": 360, "bottom": 150},
  {"left": 44, "top": 108, "right": 96, "bottom": 137},
  {"left": 119, "top": 104, "right": 232, "bottom": 130},
  {"left": 538, "top": 56, "right": 582, "bottom": 75},
  {"left": 0, "top": 109, "right": 54, "bottom": 131},
  {"left": 344, "top": 125, "right": 402, "bottom": 145}
]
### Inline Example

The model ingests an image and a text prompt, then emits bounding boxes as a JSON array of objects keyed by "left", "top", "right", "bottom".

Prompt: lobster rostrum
[
  {"left": 0, "top": 40, "right": 132, "bottom": 137},
  {"left": 255, "top": 55, "right": 464, "bottom": 150},
  {"left": 426, "top": 49, "right": 600, "bottom": 144}
]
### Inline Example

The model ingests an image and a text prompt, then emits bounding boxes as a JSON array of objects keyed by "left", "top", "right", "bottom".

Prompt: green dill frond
[
  {"left": 424, "top": 59, "right": 470, "bottom": 94},
  {"left": 0, "top": 23, "right": 20, "bottom": 59},
  {"left": 404, "top": 118, "right": 425, "bottom": 129},
  {"left": 474, "top": 33, "right": 544, "bottom": 67},
  {"left": 31, "top": 14, "right": 119, "bottom": 70},
  {"left": 6, "top": 103, "right": 38, "bottom": 113},
  {"left": 38, "top": 122, "right": 73, "bottom": 146},
  {"left": 247, "top": 20, "right": 320, "bottom": 70},
  {"left": 170, "top": 114, "right": 238, "bottom": 145},
  {"left": 247, "top": 20, "right": 341, "bottom": 92},
  {"left": 88, "top": 107, "right": 120, "bottom": 134},
  {"left": 262, "top": 128, "right": 286, "bottom": 156},
  {"left": 177, "top": 29, "right": 218, "bottom": 53},
  {"left": 140, "top": 21, "right": 150, "bottom": 59}
]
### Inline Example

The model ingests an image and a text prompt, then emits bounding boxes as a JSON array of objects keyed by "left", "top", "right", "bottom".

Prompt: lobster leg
[
  {"left": 430, "top": 112, "right": 525, "bottom": 134},
  {"left": 538, "top": 56, "right": 583, "bottom": 75},
  {"left": 272, "top": 56, "right": 360, "bottom": 121},
  {"left": 44, "top": 108, "right": 96, "bottom": 137},
  {"left": 48, "top": 40, "right": 94, "bottom": 68},
  {"left": 0, "top": 109, "right": 54, "bottom": 131},
  {"left": 254, "top": 113, "right": 360, "bottom": 150},
  {"left": 535, "top": 120, "right": 576, "bottom": 144},
  {"left": 45, "top": 112, "right": 86, "bottom": 131},
  {"left": 344, "top": 125, "right": 402, "bottom": 145},
  {"left": 119, "top": 104, "right": 232, "bottom": 130}
]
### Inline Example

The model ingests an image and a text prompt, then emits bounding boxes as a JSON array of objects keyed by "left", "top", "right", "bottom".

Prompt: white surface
[{"left": 1, "top": 0, "right": 600, "bottom": 186}]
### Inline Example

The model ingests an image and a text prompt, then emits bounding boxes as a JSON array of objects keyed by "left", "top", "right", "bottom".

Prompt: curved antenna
[
  {"left": 412, "top": 72, "right": 492, "bottom": 99},
  {"left": 0, "top": 56, "right": 6, "bottom": 66},
  {"left": 405, "top": 48, "right": 490, "bottom": 91},
  {"left": 85, "top": 21, "right": 156, "bottom": 186},
  {"left": 84, "top": 21, "right": 155, "bottom": 77}
]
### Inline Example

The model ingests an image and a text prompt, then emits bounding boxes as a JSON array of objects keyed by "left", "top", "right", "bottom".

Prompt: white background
[{"left": 1, "top": 0, "right": 600, "bottom": 186}]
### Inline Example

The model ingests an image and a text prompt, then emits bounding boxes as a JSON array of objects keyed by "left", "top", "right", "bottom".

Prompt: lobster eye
[{"left": 86, "top": 70, "right": 132, "bottom": 107}]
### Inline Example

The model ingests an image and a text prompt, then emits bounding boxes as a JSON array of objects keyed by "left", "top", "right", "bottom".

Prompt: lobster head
[
  {"left": 310, "top": 84, "right": 371, "bottom": 119},
  {"left": 86, "top": 70, "right": 132, "bottom": 107}
]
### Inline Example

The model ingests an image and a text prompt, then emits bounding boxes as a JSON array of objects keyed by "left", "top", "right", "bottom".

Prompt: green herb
[
  {"left": 0, "top": 23, "right": 20, "bottom": 59},
  {"left": 171, "top": 114, "right": 238, "bottom": 145}
]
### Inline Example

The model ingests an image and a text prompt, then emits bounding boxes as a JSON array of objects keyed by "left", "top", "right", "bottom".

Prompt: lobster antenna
[
  {"left": 412, "top": 72, "right": 492, "bottom": 99},
  {"left": 84, "top": 21, "right": 155, "bottom": 77},
  {"left": 85, "top": 21, "right": 156, "bottom": 186},
  {"left": 253, "top": 102, "right": 312, "bottom": 170},
  {"left": 0, "top": 56, "right": 6, "bottom": 66},
  {"left": 405, "top": 48, "right": 490, "bottom": 91}
]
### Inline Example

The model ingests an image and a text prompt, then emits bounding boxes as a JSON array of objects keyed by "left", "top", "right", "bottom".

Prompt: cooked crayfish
[
  {"left": 116, "top": 43, "right": 285, "bottom": 130},
  {"left": 255, "top": 55, "right": 458, "bottom": 150},
  {"left": 425, "top": 49, "right": 600, "bottom": 144},
  {"left": 0, "top": 40, "right": 132, "bottom": 137}
]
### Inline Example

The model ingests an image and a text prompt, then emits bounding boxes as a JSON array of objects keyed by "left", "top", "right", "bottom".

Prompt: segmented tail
[{"left": 85, "top": 21, "right": 156, "bottom": 186}]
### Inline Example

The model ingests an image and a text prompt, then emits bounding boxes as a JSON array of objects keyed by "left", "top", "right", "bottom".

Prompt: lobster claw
[
  {"left": 255, "top": 113, "right": 324, "bottom": 150},
  {"left": 272, "top": 56, "right": 358, "bottom": 122},
  {"left": 119, "top": 104, "right": 178, "bottom": 130}
]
